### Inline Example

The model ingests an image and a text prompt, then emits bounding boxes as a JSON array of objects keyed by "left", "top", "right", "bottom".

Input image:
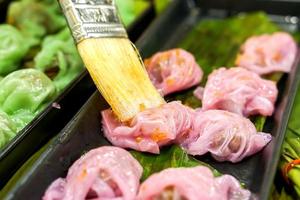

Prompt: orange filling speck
[
  {"left": 213, "top": 91, "right": 222, "bottom": 97},
  {"left": 166, "top": 78, "right": 175, "bottom": 86},
  {"left": 273, "top": 52, "right": 282, "bottom": 62},
  {"left": 255, "top": 47, "right": 264, "bottom": 54},
  {"left": 160, "top": 54, "right": 170, "bottom": 62},
  {"left": 239, "top": 75, "right": 251, "bottom": 81},
  {"left": 78, "top": 169, "right": 87, "bottom": 180},
  {"left": 150, "top": 129, "right": 167, "bottom": 142},
  {"left": 144, "top": 58, "right": 151, "bottom": 66},
  {"left": 177, "top": 58, "right": 185, "bottom": 65},
  {"left": 135, "top": 137, "right": 143, "bottom": 143}
]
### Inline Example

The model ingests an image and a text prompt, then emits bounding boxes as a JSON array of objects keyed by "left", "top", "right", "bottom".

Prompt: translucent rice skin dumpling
[
  {"left": 145, "top": 48, "right": 203, "bottom": 96},
  {"left": 0, "top": 69, "right": 56, "bottom": 148},
  {"left": 43, "top": 146, "right": 143, "bottom": 200},
  {"left": 201, "top": 67, "right": 278, "bottom": 117},
  {"left": 0, "top": 111, "right": 17, "bottom": 148},
  {"left": 179, "top": 110, "right": 272, "bottom": 163},
  {"left": 0, "top": 25, "right": 29, "bottom": 76},
  {"left": 102, "top": 101, "right": 194, "bottom": 154},
  {"left": 7, "top": 0, "right": 66, "bottom": 45},
  {"left": 34, "top": 28, "right": 84, "bottom": 91},
  {"left": 0, "top": 69, "right": 56, "bottom": 115},
  {"left": 236, "top": 32, "right": 297, "bottom": 75},
  {"left": 137, "top": 166, "right": 251, "bottom": 200}
]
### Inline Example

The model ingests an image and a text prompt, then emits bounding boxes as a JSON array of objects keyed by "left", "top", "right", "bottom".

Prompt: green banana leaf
[
  {"left": 287, "top": 86, "right": 300, "bottom": 134},
  {"left": 271, "top": 187, "right": 295, "bottom": 200},
  {"left": 278, "top": 129, "right": 300, "bottom": 197},
  {"left": 131, "top": 145, "right": 221, "bottom": 181}
]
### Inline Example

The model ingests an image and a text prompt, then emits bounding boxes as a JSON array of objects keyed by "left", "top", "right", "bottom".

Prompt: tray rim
[{"left": 2, "top": 0, "right": 300, "bottom": 198}]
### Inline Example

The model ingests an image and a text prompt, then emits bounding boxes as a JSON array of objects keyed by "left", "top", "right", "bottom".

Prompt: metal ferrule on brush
[
  {"left": 58, "top": 0, "right": 165, "bottom": 121},
  {"left": 58, "top": 0, "right": 128, "bottom": 43}
]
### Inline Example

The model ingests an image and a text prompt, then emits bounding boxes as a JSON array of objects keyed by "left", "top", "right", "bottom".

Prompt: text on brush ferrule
[{"left": 58, "top": 0, "right": 128, "bottom": 43}]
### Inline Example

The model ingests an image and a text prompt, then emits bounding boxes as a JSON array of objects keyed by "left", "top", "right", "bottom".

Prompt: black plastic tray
[
  {"left": 2, "top": 0, "right": 300, "bottom": 199},
  {"left": 0, "top": 0, "right": 155, "bottom": 188}
]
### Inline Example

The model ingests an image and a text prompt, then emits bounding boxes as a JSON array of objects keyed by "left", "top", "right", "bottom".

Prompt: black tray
[
  {"left": 2, "top": 0, "right": 300, "bottom": 199},
  {"left": 0, "top": 0, "right": 155, "bottom": 188}
]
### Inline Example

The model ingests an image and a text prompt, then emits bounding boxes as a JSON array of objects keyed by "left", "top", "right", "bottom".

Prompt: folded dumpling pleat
[
  {"left": 180, "top": 110, "right": 272, "bottom": 163},
  {"left": 235, "top": 32, "right": 297, "bottom": 75},
  {"left": 43, "top": 146, "right": 142, "bottom": 200},
  {"left": 144, "top": 48, "right": 203, "bottom": 96},
  {"left": 102, "top": 101, "right": 194, "bottom": 154},
  {"left": 202, "top": 67, "right": 278, "bottom": 117},
  {"left": 137, "top": 166, "right": 251, "bottom": 200}
]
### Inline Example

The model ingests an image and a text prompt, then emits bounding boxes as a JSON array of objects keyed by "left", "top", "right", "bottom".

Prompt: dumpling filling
[{"left": 145, "top": 48, "right": 203, "bottom": 96}]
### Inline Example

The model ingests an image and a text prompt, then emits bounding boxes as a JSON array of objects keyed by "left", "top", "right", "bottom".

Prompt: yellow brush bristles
[{"left": 78, "top": 38, "right": 165, "bottom": 121}]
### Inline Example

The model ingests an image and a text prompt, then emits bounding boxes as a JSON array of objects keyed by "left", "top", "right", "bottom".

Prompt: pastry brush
[{"left": 58, "top": 0, "right": 165, "bottom": 121}]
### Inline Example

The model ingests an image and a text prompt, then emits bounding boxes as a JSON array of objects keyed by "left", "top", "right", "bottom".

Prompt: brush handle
[{"left": 58, "top": 0, "right": 165, "bottom": 121}]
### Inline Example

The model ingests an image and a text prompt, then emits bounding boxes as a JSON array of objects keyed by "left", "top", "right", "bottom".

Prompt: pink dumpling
[
  {"left": 137, "top": 166, "right": 251, "bottom": 200},
  {"left": 43, "top": 146, "right": 142, "bottom": 200},
  {"left": 179, "top": 110, "right": 272, "bottom": 163},
  {"left": 236, "top": 32, "right": 297, "bottom": 75},
  {"left": 145, "top": 48, "right": 203, "bottom": 95},
  {"left": 101, "top": 101, "right": 194, "bottom": 154},
  {"left": 201, "top": 67, "right": 278, "bottom": 117}
]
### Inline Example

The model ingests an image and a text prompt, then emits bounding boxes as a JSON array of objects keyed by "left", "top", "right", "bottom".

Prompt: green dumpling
[
  {"left": 0, "top": 69, "right": 56, "bottom": 115},
  {"left": 34, "top": 28, "right": 84, "bottom": 91},
  {"left": 7, "top": 0, "right": 66, "bottom": 45},
  {"left": 0, "top": 25, "right": 29, "bottom": 76},
  {"left": 0, "top": 111, "right": 17, "bottom": 149},
  {"left": 9, "top": 110, "right": 37, "bottom": 133}
]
